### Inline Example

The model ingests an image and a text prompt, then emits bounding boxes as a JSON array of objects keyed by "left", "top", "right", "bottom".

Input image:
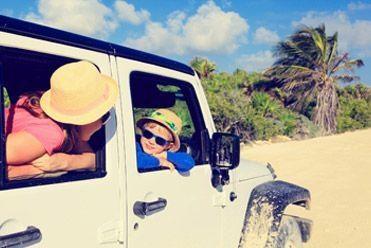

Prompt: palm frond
[
  {"left": 310, "top": 28, "right": 326, "bottom": 61},
  {"left": 326, "top": 32, "right": 338, "bottom": 72},
  {"left": 266, "top": 65, "right": 317, "bottom": 80},
  {"left": 334, "top": 74, "right": 360, "bottom": 83},
  {"left": 332, "top": 57, "right": 364, "bottom": 74},
  {"left": 274, "top": 41, "right": 317, "bottom": 68}
]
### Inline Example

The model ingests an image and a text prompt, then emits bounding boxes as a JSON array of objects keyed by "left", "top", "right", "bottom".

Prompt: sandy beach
[{"left": 241, "top": 128, "right": 371, "bottom": 247}]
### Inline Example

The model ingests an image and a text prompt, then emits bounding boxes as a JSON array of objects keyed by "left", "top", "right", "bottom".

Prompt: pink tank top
[{"left": 5, "top": 98, "right": 65, "bottom": 155}]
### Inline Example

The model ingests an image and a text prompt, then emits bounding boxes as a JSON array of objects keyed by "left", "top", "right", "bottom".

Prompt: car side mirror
[{"left": 210, "top": 132, "right": 240, "bottom": 170}]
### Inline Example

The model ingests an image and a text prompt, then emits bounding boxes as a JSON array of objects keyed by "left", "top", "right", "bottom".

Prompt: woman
[{"left": 6, "top": 60, "right": 118, "bottom": 180}]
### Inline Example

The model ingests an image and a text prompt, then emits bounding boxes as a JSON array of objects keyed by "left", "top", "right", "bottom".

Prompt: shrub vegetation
[{"left": 191, "top": 58, "right": 370, "bottom": 142}]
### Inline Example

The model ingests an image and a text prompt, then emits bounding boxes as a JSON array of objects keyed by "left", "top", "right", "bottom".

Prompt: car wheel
[{"left": 274, "top": 215, "right": 303, "bottom": 248}]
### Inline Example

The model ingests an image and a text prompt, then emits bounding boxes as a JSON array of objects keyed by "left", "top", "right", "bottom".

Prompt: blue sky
[{"left": 1, "top": 0, "right": 371, "bottom": 85}]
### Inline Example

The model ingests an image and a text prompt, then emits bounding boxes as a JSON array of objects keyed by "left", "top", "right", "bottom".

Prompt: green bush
[
  {"left": 200, "top": 71, "right": 301, "bottom": 141},
  {"left": 336, "top": 84, "right": 371, "bottom": 133},
  {"left": 250, "top": 115, "right": 282, "bottom": 140},
  {"left": 201, "top": 72, "right": 258, "bottom": 140},
  {"left": 251, "top": 92, "right": 280, "bottom": 117},
  {"left": 191, "top": 60, "right": 370, "bottom": 140},
  {"left": 337, "top": 96, "right": 370, "bottom": 132},
  {"left": 248, "top": 92, "right": 299, "bottom": 139},
  {"left": 279, "top": 112, "right": 298, "bottom": 136}
]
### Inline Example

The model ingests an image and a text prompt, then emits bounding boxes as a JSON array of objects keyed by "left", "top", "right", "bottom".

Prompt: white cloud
[
  {"left": 293, "top": 11, "right": 371, "bottom": 57},
  {"left": 183, "top": 1, "right": 248, "bottom": 53},
  {"left": 348, "top": 1, "right": 371, "bottom": 11},
  {"left": 124, "top": 1, "right": 248, "bottom": 55},
  {"left": 114, "top": 0, "right": 150, "bottom": 25},
  {"left": 166, "top": 11, "right": 187, "bottom": 33},
  {"left": 236, "top": 50, "right": 275, "bottom": 72},
  {"left": 253, "top": 27, "right": 280, "bottom": 45},
  {"left": 24, "top": 0, "right": 118, "bottom": 38},
  {"left": 125, "top": 21, "right": 187, "bottom": 55}
]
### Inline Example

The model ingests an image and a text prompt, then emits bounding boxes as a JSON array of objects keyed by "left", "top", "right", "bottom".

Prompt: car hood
[{"left": 234, "top": 159, "right": 273, "bottom": 182}]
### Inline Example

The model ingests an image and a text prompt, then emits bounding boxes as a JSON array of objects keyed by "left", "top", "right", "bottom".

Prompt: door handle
[
  {"left": 0, "top": 226, "right": 42, "bottom": 247},
  {"left": 133, "top": 198, "right": 167, "bottom": 217}
]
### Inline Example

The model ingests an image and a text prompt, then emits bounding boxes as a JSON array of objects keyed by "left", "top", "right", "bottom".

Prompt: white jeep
[{"left": 0, "top": 15, "right": 311, "bottom": 248}]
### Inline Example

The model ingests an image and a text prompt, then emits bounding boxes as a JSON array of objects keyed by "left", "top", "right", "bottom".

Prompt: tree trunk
[{"left": 312, "top": 81, "right": 338, "bottom": 134}]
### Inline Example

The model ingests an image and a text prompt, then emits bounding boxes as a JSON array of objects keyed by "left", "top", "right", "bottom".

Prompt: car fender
[{"left": 238, "top": 180, "right": 311, "bottom": 247}]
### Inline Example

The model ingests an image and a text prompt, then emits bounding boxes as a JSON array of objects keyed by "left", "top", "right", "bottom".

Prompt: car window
[
  {"left": 0, "top": 46, "right": 107, "bottom": 189},
  {"left": 130, "top": 71, "right": 208, "bottom": 173}
]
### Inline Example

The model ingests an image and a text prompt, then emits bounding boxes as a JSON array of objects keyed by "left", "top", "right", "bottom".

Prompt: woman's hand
[{"left": 31, "top": 153, "right": 69, "bottom": 172}]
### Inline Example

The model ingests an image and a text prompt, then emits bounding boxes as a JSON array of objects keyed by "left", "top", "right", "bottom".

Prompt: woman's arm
[
  {"left": 6, "top": 131, "right": 46, "bottom": 165},
  {"left": 31, "top": 141, "right": 96, "bottom": 172},
  {"left": 64, "top": 140, "right": 96, "bottom": 170},
  {"left": 31, "top": 152, "right": 95, "bottom": 172},
  {"left": 7, "top": 164, "right": 44, "bottom": 180}
]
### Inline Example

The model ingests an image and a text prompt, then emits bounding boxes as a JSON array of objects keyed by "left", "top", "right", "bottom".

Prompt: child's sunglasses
[{"left": 141, "top": 129, "right": 172, "bottom": 146}]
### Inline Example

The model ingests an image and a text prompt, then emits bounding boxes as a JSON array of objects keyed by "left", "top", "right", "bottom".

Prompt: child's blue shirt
[{"left": 136, "top": 142, "right": 195, "bottom": 172}]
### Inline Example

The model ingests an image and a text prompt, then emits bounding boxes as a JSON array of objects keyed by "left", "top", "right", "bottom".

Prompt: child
[{"left": 136, "top": 109, "right": 195, "bottom": 172}]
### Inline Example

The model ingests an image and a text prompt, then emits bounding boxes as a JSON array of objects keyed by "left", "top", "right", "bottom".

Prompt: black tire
[{"left": 274, "top": 215, "right": 303, "bottom": 248}]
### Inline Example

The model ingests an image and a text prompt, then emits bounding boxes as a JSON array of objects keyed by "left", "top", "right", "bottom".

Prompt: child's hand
[
  {"left": 153, "top": 152, "right": 167, "bottom": 159},
  {"left": 158, "top": 158, "right": 175, "bottom": 171}
]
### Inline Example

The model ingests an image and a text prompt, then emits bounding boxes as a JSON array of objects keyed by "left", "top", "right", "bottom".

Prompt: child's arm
[
  {"left": 136, "top": 144, "right": 176, "bottom": 171},
  {"left": 166, "top": 152, "right": 195, "bottom": 172}
]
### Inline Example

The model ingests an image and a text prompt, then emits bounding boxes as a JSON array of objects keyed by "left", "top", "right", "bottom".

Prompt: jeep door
[
  {"left": 0, "top": 32, "right": 123, "bottom": 247},
  {"left": 117, "top": 57, "right": 223, "bottom": 248}
]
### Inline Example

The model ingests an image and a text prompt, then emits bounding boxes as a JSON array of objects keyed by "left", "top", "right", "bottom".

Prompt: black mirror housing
[{"left": 210, "top": 132, "right": 240, "bottom": 170}]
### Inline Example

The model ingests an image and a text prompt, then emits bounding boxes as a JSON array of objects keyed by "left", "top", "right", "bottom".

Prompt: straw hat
[
  {"left": 40, "top": 61, "right": 119, "bottom": 125},
  {"left": 137, "top": 109, "right": 183, "bottom": 152}
]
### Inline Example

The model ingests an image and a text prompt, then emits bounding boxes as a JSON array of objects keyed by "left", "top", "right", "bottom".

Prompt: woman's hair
[
  {"left": 59, "top": 124, "right": 79, "bottom": 153},
  {"left": 18, "top": 91, "right": 79, "bottom": 153},
  {"left": 18, "top": 91, "right": 47, "bottom": 118}
]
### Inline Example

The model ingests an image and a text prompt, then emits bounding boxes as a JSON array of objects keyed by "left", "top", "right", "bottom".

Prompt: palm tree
[
  {"left": 265, "top": 24, "right": 364, "bottom": 133},
  {"left": 251, "top": 92, "right": 280, "bottom": 117},
  {"left": 190, "top": 57, "right": 216, "bottom": 79}
]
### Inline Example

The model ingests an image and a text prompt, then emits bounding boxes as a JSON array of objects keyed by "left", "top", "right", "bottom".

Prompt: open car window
[
  {"left": 0, "top": 46, "right": 108, "bottom": 189},
  {"left": 130, "top": 71, "right": 208, "bottom": 173}
]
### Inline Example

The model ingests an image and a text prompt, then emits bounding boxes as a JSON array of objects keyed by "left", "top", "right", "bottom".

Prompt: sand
[{"left": 241, "top": 128, "right": 371, "bottom": 247}]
